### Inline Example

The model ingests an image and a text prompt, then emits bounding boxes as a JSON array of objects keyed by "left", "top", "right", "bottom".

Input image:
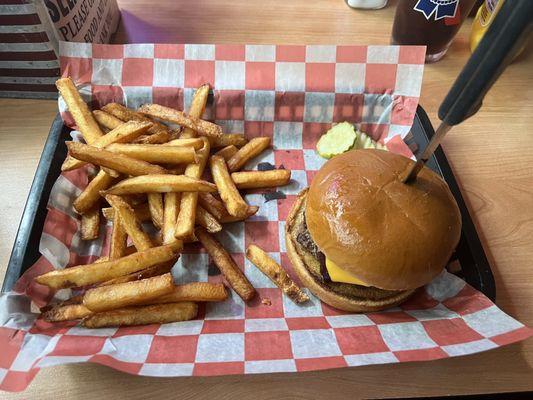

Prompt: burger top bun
[{"left": 305, "top": 149, "right": 462, "bottom": 291}]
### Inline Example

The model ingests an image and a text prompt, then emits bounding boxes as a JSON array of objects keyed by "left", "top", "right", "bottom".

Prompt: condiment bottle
[{"left": 470, "top": 0, "right": 505, "bottom": 52}]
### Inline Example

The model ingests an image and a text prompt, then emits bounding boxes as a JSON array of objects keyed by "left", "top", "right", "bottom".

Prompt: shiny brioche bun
[
  {"left": 305, "top": 149, "right": 462, "bottom": 291},
  {"left": 286, "top": 190, "right": 416, "bottom": 312}
]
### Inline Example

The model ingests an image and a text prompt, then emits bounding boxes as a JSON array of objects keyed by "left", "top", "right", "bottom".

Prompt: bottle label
[
  {"left": 479, "top": 0, "right": 500, "bottom": 27},
  {"left": 414, "top": 0, "right": 459, "bottom": 20},
  {"left": 486, "top": 0, "right": 498, "bottom": 13}
]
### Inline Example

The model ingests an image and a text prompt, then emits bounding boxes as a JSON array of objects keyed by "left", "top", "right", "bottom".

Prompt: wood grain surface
[{"left": 0, "top": 0, "right": 532, "bottom": 398}]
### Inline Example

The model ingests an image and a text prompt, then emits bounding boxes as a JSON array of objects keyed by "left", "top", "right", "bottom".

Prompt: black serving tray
[
  {"left": 2, "top": 106, "right": 496, "bottom": 300},
  {"left": 409, "top": 106, "right": 495, "bottom": 300}
]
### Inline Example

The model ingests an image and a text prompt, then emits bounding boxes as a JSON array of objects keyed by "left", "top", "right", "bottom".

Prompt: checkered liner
[{"left": 0, "top": 43, "right": 530, "bottom": 392}]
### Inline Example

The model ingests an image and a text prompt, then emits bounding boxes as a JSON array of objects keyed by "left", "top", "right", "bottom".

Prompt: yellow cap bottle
[{"left": 470, "top": 0, "right": 505, "bottom": 52}]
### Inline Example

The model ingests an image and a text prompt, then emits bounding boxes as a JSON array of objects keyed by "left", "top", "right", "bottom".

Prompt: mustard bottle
[{"left": 470, "top": 0, "right": 505, "bottom": 52}]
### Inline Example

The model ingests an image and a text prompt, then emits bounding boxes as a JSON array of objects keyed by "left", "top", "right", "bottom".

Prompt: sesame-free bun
[{"left": 305, "top": 149, "right": 462, "bottom": 291}]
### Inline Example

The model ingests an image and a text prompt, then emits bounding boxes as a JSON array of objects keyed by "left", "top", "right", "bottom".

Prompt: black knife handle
[{"left": 438, "top": 0, "right": 533, "bottom": 126}]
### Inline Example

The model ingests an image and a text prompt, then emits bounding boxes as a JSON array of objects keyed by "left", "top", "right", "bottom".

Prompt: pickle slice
[
  {"left": 316, "top": 122, "right": 357, "bottom": 159},
  {"left": 354, "top": 130, "right": 388, "bottom": 151}
]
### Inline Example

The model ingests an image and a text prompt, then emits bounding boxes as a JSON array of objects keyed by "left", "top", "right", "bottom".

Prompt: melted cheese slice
[{"left": 325, "top": 258, "right": 370, "bottom": 286}]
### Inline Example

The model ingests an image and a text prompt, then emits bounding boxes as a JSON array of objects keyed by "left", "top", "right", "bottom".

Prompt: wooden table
[{"left": 1, "top": 0, "right": 532, "bottom": 398}]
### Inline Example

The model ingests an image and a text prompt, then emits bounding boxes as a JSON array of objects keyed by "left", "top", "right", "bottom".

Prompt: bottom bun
[{"left": 285, "top": 189, "right": 415, "bottom": 312}]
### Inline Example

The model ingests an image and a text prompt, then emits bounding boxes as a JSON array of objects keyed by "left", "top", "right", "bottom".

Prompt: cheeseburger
[{"left": 286, "top": 149, "right": 462, "bottom": 312}]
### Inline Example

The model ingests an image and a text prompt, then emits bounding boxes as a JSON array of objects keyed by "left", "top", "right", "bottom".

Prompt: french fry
[
  {"left": 197, "top": 192, "right": 227, "bottom": 220},
  {"left": 83, "top": 273, "right": 175, "bottom": 312},
  {"left": 179, "top": 84, "right": 210, "bottom": 139},
  {"left": 174, "top": 138, "right": 210, "bottom": 239},
  {"left": 196, "top": 205, "right": 222, "bottom": 233},
  {"left": 208, "top": 134, "right": 248, "bottom": 149},
  {"left": 102, "top": 202, "right": 151, "bottom": 222},
  {"left": 163, "top": 192, "right": 180, "bottom": 244},
  {"left": 82, "top": 302, "right": 198, "bottom": 328},
  {"left": 66, "top": 142, "right": 168, "bottom": 176},
  {"left": 56, "top": 77, "right": 104, "bottom": 144},
  {"left": 109, "top": 214, "right": 127, "bottom": 260},
  {"left": 73, "top": 170, "right": 117, "bottom": 214},
  {"left": 210, "top": 155, "right": 248, "bottom": 218},
  {"left": 164, "top": 137, "right": 204, "bottom": 150},
  {"left": 102, "top": 103, "right": 149, "bottom": 123},
  {"left": 138, "top": 104, "right": 222, "bottom": 138},
  {"left": 62, "top": 120, "right": 153, "bottom": 172},
  {"left": 104, "top": 169, "right": 121, "bottom": 179},
  {"left": 43, "top": 304, "right": 92, "bottom": 322},
  {"left": 226, "top": 137, "right": 271, "bottom": 172},
  {"left": 192, "top": 202, "right": 257, "bottom": 225},
  {"left": 246, "top": 244, "right": 309, "bottom": 304},
  {"left": 102, "top": 102, "right": 171, "bottom": 143},
  {"left": 231, "top": 169, "right": 291, "bottom": 190},
  {"left": 219, "top": 206, "right": 259, "bottom": 223},
  {"left": 148, "top": 193, "right": 164, "bottom": 229},
  {"left": 98, "top": 261, "right": 174, "bottom": 287},
  {"left": 135, "top": 130, "right": 171, "bottom": 144},
  {"left": 105, "top": 143, "right": 197, "bottom": 164},
  {"left": 103, "top": 174, "right": 217, "bottom": 196},
  {"left": 93, "top": 110, "right": 123, "bottom": 131},
  {"left": 35, "top": 244, "right": 180, "bottom": 289},
  {"left": 106, "top": 194, "right": 153, "bottom": 251},
  {"left": 81, "top": 207, "right": 100, "bottom": 240},
  {"left": 215, "top": 145, "right": 238, "bottom": 161},
  {"left": 196, "top": 227, "right": 255, "bottom": 301},
  {"left": 149, "top": 282, "right": 228, "bottom": 304}
]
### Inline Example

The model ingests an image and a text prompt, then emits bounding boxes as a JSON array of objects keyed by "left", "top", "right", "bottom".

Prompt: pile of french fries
[{"left": 35, "top": 77, "right": 308, "bottom": 329}]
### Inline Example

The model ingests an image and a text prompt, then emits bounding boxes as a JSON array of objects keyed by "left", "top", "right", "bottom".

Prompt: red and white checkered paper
[{"left": 0, "top": 43, "right": 530, "bottom": 392}]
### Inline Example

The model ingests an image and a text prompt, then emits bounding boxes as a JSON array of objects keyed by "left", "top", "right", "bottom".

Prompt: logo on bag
[{"left": 414, "top": 0, "right": 459, "bottom": 20}]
